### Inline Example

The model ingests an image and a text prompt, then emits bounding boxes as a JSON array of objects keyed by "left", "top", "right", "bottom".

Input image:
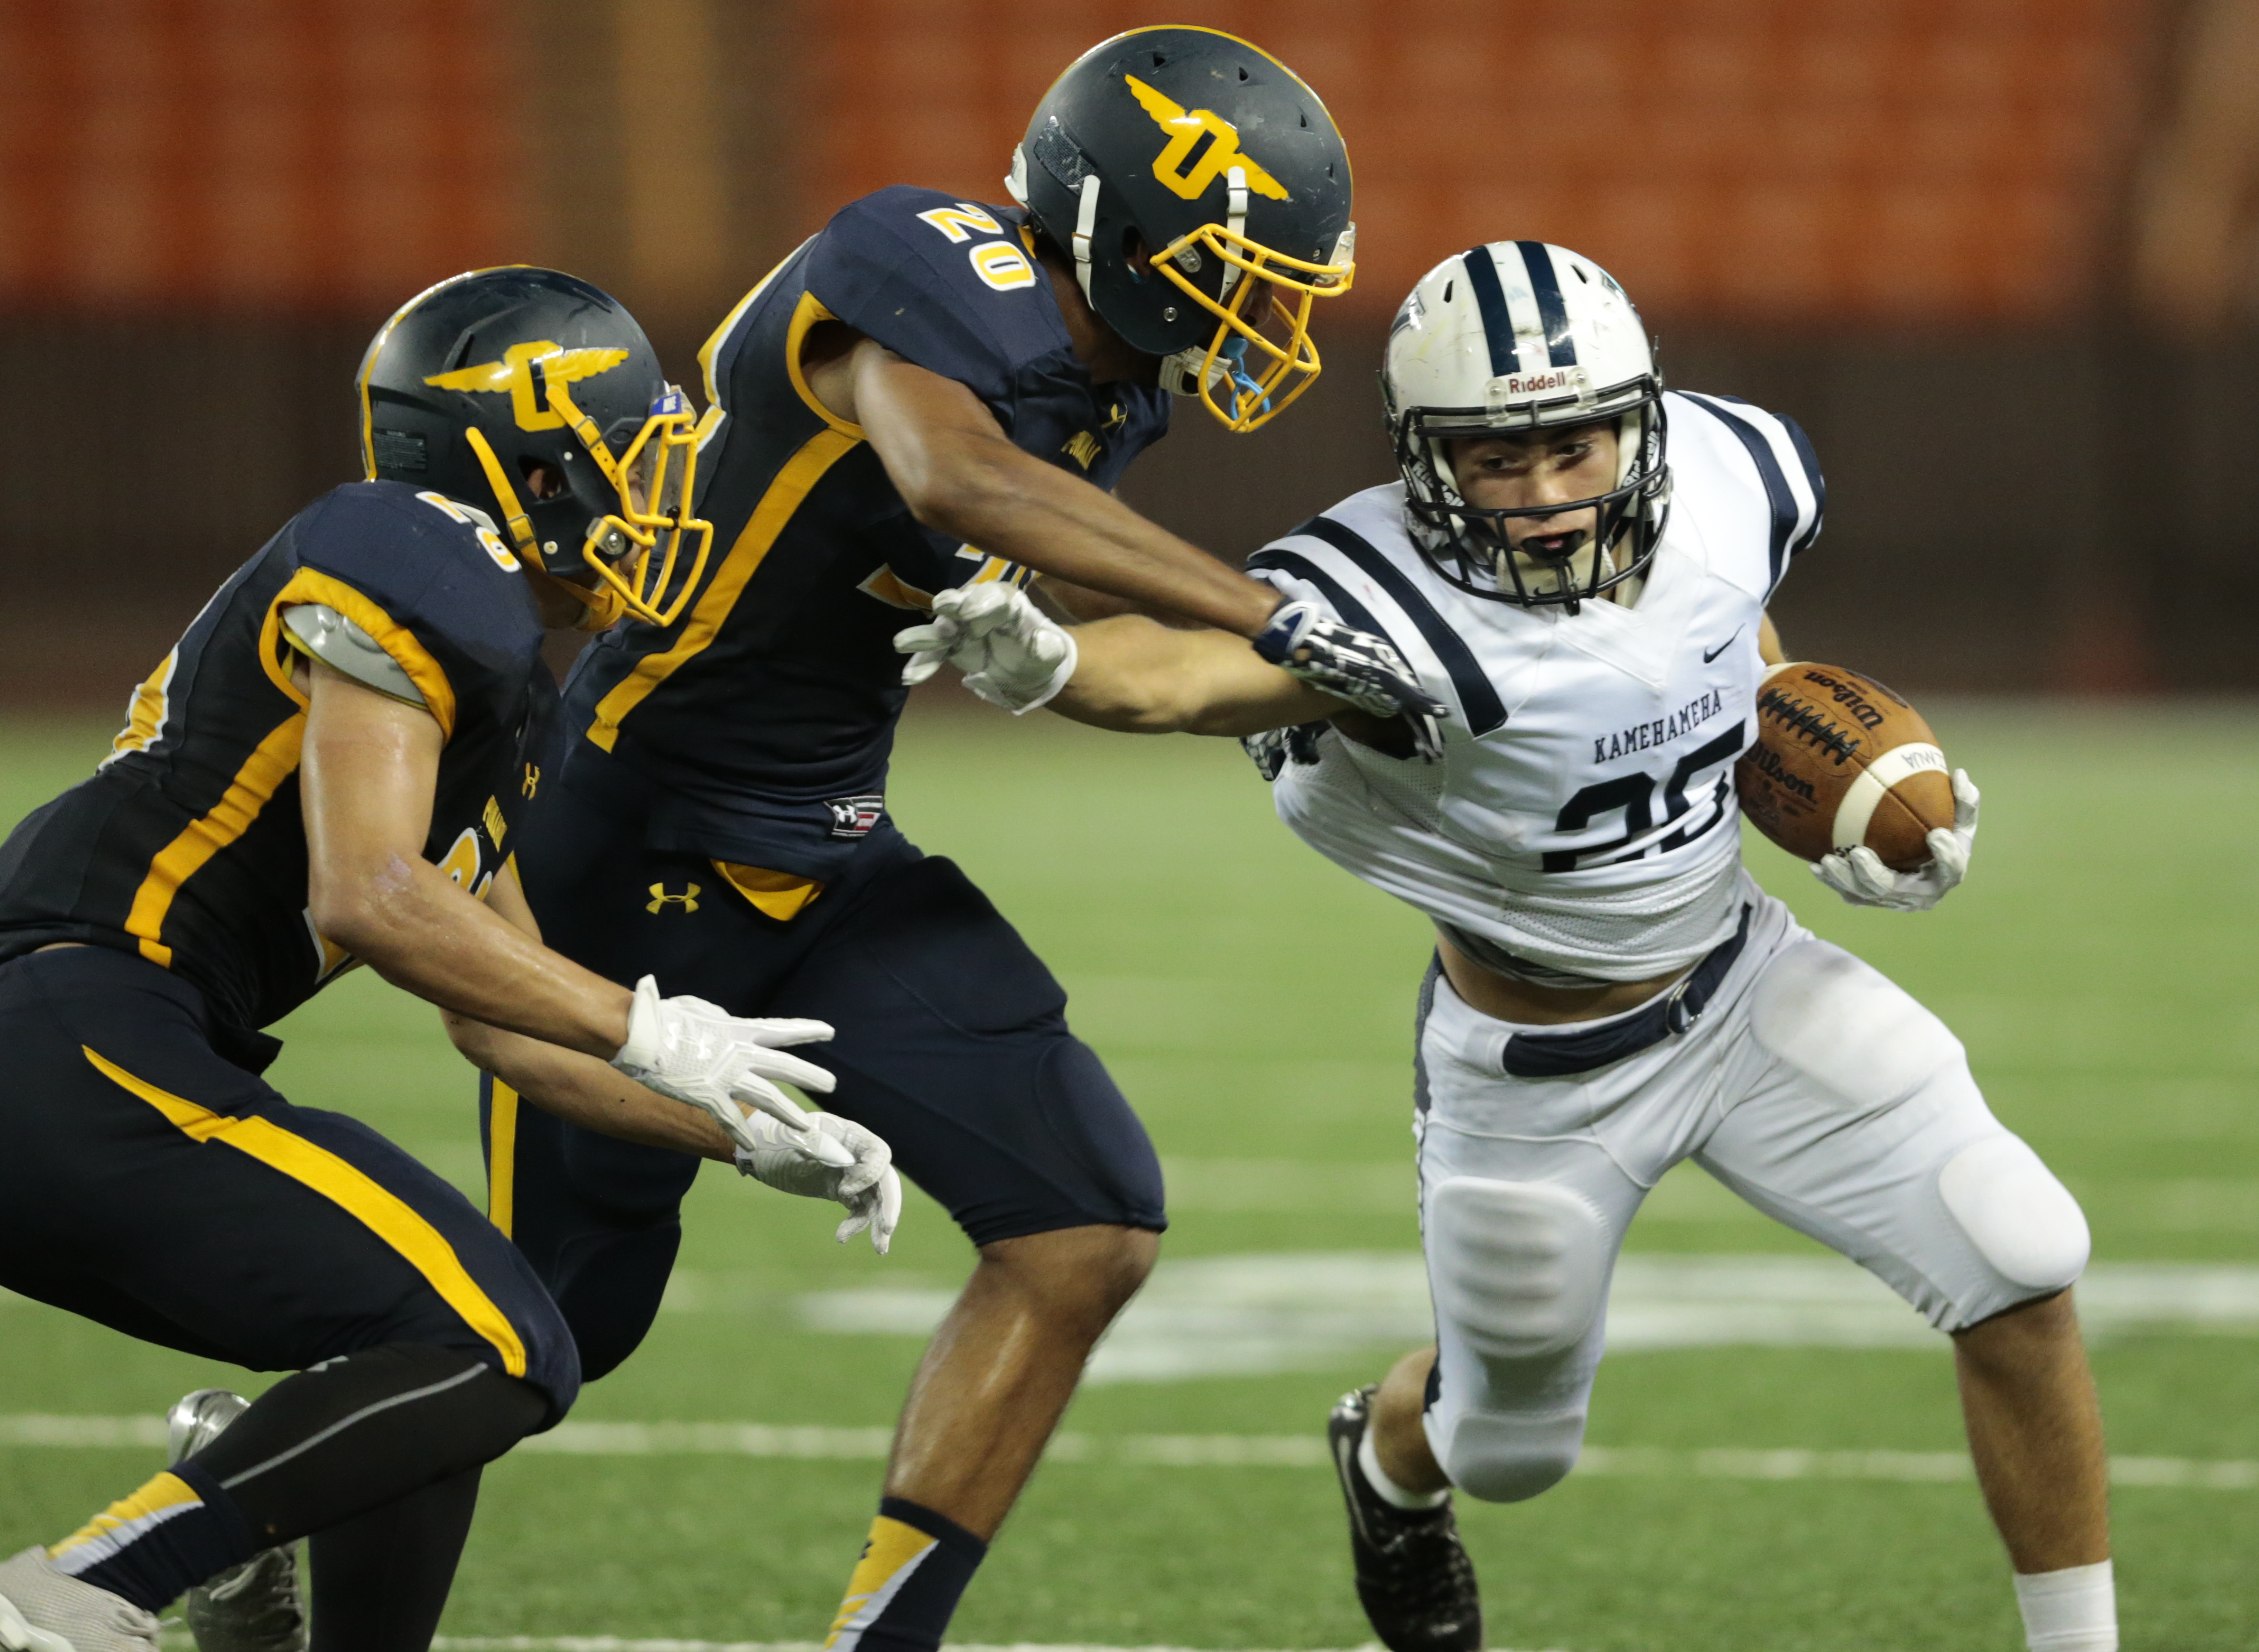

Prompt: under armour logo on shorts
[
  {"left": 646, "top": 883, "right": 701, "bottom": 914},
  {"left": 827, "top": 794, "right": 885, "bottom": 839}
]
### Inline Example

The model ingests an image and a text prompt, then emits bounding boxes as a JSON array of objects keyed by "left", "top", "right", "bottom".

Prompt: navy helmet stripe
[
  {"left": 1517, "top": 241, "right": 1578, "bottom": 368},
  {"left": 1682, "top": 393, "right": 1799, "bottom": 592},
  {"left": 1459, "top": 248, "right": 1520, "bottom": 378},
  {"left": 1244, "top": 548, "right": 1391, "bottom": 642},
  {"left": 1293, "top": 516, "right": 1509, "bottom": 734}
]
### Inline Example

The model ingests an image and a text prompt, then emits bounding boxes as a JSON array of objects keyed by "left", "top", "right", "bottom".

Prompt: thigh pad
[{"left": 1749, "top": 941, "right": 1965, "bottom": 1109}]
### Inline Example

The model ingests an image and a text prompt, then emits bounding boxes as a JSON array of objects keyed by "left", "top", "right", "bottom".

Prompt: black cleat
[{"left": 1327, "top": 1384, "right": 1481, "bottom": 1652}]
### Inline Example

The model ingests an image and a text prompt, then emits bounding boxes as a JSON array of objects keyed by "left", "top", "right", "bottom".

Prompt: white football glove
[
  {"left": 735, "top": 1111, "right": 903, "bottom": 1254},
  {"left": 894, "top": 583, "right": 1077, "bottom": 714},
  {"left": 1814, "top": 769, "right": 1979, "bottom": 913},
  {"left": 610, "top": 976, "right": 853, "bottom": 1167}
]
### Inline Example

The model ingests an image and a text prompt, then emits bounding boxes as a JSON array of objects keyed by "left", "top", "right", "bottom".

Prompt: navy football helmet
[
  {"left": 1007, "top": 26, "right": 1355, "bottom": 431},
  {"left": 357, "top": 267, "right": 713, "bottom": 626}
]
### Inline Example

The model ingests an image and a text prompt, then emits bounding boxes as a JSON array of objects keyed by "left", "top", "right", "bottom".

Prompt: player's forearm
[
  {"left": 848, "top": 345, "right": 1275, "bottom": 635},
  {"left": 314, "top": 860, "right": 631, "bottom": 1058},
  {"left": 1051, "top": 615, "right": 1342, "bottom": 736},
  {"left": 926, "top": 449, "right": 1274, "bottom": 636},
  {"left": 444, "top": 1013, "right": 732, "bottom": 1161}
]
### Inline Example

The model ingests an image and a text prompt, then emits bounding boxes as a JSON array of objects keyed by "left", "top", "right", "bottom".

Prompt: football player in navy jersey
[
  {"left": 0, "top": 269, "right": 896, "bottom": 1652},
  {"left": 481, "top": 28, "right": 1439, "bottom": 1652}
]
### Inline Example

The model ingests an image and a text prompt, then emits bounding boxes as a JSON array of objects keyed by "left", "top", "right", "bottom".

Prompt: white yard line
[{"left": 12, "top": 1414, "right": 2253, "bottom": 1489}]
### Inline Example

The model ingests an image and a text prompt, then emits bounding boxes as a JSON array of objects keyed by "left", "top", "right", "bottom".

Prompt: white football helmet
[{"left": 1382, "top": 241, "right": 1669, "bottom": 612}]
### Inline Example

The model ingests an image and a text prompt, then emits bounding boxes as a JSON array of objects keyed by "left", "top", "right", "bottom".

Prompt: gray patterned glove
[{"left": 1250, "top": 601, "right": 1446, "bottom": 761}]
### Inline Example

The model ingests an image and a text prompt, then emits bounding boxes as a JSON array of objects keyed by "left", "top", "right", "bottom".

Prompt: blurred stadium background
[
  {"left": 6, "top": 0, "right": 2259, "bottom": 704},
  {"left": 4, "top": 4, "right": 2259, "bottom": 1649}
]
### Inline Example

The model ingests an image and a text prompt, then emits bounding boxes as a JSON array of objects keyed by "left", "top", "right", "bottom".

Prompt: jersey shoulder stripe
[
  {"left": 1291, "top": 514, "right": 1510, "bottom": 734},
  {"left": 1242, "top": 547, "right": 1390, "bottom": 641},
  {"left": 1673, "top": 392, "right": 1824, "bottom": 593},
  {"left": 1691, "top": 391, "right": 1826, "bottom": 555}
]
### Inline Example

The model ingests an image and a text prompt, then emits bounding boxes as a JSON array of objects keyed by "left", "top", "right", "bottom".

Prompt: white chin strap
[
  {"left": 1070, "top": 174, "right": 1100, "bottom": 306},
  {"left": 1159, "top": 351, "right": 1225, "bottom": 399},
  {"left": 1005, "top": 145, "right": 1029, "bottom": 208},
  {"left": 1217, "top": 166, "right": 1249, "bottom": 302}
]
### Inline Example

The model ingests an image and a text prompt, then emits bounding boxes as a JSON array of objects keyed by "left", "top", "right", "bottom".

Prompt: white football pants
[{"left": 1415, "top": 876, "right": 2089, "bottom": 1504}]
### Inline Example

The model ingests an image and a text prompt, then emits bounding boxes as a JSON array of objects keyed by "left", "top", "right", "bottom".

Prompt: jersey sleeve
[
  {"left": 1671, "top": 392, "right": 1826, "bottom": 597},
  {"left": 801, "top": 187, "right": 1072, "bottom": 409},
  {"left": 286, "top": 483, "right": 542, "bottom": 741}
]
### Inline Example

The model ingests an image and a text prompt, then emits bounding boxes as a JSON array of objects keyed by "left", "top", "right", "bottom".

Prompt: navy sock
[
  {"left": 48, "top": 1459, "right": 258, "bottom": 1612},
  {"left": 824, "top": 1496, "right": 988, "bottom": 1652}
]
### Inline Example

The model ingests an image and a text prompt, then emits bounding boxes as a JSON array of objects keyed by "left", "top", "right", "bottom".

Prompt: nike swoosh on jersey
[{"left": 1701, "top": 628, "right": 1744, "bottom": 664}]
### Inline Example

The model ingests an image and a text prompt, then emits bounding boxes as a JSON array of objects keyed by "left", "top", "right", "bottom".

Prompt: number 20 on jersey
[{"left": 917, "top": 202, "right": 1038, "bottom": 292}]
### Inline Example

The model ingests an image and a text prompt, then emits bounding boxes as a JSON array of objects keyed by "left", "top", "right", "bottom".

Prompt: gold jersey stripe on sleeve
[
  {"left": 781, "top": 291, "right": 867, "bottom": 438},
  {"left": 271, "top": 565, "right": 458, "bottom": 739},
  {"left": 585, "top": 422, "right": 862, "bottom": 752},
  {"left": 487, "top": 1080, "right": 519, "bottom": 1239},
  {"left": 123, "top": 711, "right": 306, "bottom": 969},
  {"left": 81, "top": 1045, "right": 529, "bottom": 1378}
]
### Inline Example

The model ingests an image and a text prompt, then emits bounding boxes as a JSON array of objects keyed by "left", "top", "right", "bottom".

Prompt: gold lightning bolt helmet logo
[
  {"left": 1121, "top": 73, "right": 1355, "bottom": 433},
  {"left": 425, "top": 342, "right": 715, "bottom": 629}
]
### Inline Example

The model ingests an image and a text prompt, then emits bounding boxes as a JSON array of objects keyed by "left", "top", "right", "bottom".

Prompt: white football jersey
[{"left": 1247, "top": 391, "right": 1824, "bottom": 982}]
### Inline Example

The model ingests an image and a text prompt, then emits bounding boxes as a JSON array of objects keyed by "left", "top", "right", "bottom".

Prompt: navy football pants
[
  {"left": 490, "top": 740, "right": 1166, "bottom": 1382},
  {"left": 0, "top": 946, "right": 580, "bottom": 1421}
]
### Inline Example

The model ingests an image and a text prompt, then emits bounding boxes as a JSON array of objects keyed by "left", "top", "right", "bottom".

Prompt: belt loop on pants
[{"left": 1498, "top": 903, "right": 1754, "bottom": 1081}]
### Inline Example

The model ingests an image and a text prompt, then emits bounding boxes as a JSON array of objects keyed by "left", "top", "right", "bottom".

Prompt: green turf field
[{"left": 2, "top": 700, "right": 2256, "bottom": 1650}]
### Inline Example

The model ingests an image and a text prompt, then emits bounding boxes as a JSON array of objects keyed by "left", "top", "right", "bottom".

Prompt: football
[{"left": 1736, "top": 662, "right": 1954, "bottom": 869}]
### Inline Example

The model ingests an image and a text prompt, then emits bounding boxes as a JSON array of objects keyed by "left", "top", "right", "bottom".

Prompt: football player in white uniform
[{"left": 894, "top": 242, "right": 2114, "bottom": 1652}]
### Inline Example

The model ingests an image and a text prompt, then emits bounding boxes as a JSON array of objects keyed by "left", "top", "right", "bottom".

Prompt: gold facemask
[
  {"left": 465, "top": 378, "right": 715, "bottom": 629},
  {"left": 1151, "top": 207, "right": 1355, "bottom": 432}
]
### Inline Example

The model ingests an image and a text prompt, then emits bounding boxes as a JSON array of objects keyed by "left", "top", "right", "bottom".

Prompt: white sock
[
  {"left": 2014, "top": 1560, "right": 2117, "bottom": 1652},
  {"left": 1357, "top": 1426, "right": 1449, "bottom": 1510}
]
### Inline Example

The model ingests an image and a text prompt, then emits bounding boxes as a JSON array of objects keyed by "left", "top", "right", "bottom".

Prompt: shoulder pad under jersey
[{"left": 281, "top": 604, "right": 425, "bottom": 706}]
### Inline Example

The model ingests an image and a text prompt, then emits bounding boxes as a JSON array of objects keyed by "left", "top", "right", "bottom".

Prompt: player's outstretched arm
[
  {"left": 898, "top": 581, "right": 1444, "bottom": 761},
  {"left": 1057, "top": 615, "right": 1349, "bottom": 736},
  {"left": 896, "top": 581, "right": 1342, "bottom": 732},
  {"left": 829, "top": 337, "right": 1277, "bottom": 635}
]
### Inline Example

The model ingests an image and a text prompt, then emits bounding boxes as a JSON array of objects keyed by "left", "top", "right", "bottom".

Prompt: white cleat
[
  {"left": 166, "top": 1392, "right": 307, "bottom": 1652},
  {"left": 0, "top": 1547, "right": 159, "bottom": 1652}
]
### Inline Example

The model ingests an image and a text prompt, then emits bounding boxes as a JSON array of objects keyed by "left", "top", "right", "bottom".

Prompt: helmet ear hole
[{"left": 516, "top": 454, "right": 564, "bottom": 502}]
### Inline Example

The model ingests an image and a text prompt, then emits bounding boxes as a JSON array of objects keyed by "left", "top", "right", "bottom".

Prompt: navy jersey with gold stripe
[
  {"left": 0, "top": 481, "right": 552, "bottom": 1045},
  {"left": 564, "top": 187, "right": 1171, "bottom": 879}
]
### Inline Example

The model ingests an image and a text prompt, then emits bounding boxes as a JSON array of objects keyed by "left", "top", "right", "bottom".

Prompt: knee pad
[
  {"left": 1435, "top": 1408, "right": 1585, "bottom": 1504},
  {"left": 1939, "top": 1134, "right": 2090, "bottom": 1293},
  {"left": 1426, "top": 1177, "right": 1610, "bottom": 1362},
  {"left": 1750, "top": 942, "right": 1965, "bottom": 1109}
]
